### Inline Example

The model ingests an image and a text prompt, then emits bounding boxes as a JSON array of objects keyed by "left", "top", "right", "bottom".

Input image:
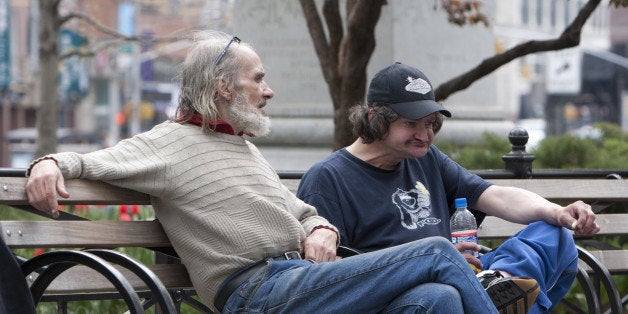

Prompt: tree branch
[
  {"left": 60, "top": 12, "right": 142, "bottom": 40},
  {"left": 60, "top": 12, "right": 197, "bottom": 43},
  {"left": 57, "top": 12, "right": 198, "bottom": 61},
  {"left": 323, "top": 0, "right": 343, "bottom": 77},
  {"left": 299, "top": 0, "right": 334, "bottom": 83},
  {"left": 434, "top": 0, "right": 601, "bottom": 101}
]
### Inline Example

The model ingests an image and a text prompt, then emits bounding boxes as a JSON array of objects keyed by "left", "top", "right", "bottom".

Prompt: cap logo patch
[{"left": 405, "top": 76, "right": 431, "bottom": 94}]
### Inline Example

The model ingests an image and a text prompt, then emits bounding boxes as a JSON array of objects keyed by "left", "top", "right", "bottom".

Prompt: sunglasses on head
[{"left": 215, "top": 35, "right": 241, "bottom": 66}]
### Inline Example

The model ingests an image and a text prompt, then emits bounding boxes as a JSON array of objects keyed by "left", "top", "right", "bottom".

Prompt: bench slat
[
  {"left": 478, "top": 214, "right": 628, "bottom": 239},
  {"left": 30, "top": 264, "right": 192, "bottom": 294},
  {"left": 487, "top": 179, "right": 628, "bottom": 203},
  {"left": 0, "top": 221, "right": 171, "bottom": 248},
  {"left": 582, "top": 250, "right": 628, "bottom": 274},
  {"left": 284, "top": 178, "right": 628, "bottom": 203},
  {"left": 3, "top": 177, "right": 626, "bottom": 205},
  {"left": 0, "top": 177, "right": 150, "bottom": 205}
]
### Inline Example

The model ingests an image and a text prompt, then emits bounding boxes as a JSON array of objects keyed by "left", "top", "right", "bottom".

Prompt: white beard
[{"left": 228, "top": 93, "right": 271, "bottom": 137}]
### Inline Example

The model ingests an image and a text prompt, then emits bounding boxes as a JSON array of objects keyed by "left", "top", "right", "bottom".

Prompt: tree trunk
[
  {"left": 334, "top": 1, "right": 384, "bottom": 150},
  {"left": 35, "top": 0, "right": 61, "bottom": 158},
  {"left": 300, "top": 0, "right": 385, "bottom": 150}
]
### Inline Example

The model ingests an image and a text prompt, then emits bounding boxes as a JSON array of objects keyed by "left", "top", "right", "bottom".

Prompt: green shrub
[
  {"left": 437, "top": 132, "right": 510, "bottom": 169},
  {"left": 595, "top": 122, "right": 628, "bottom": 141},
  {"left": 532, "top": 123, "right": 628, "bottom": 169},
  {"left": 439, "top": 122, "right": 628, "bottom": 170},
  {"left": 591, "top": 138, "right": 628, "bottom": 169},
  {"left": 532, "top": 135, "right": 598, "bottom": 168}
]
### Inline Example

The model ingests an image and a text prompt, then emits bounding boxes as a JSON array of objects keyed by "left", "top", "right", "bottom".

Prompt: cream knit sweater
[{"left": 48, "top": 121, "right": 335, "bottom": 307}]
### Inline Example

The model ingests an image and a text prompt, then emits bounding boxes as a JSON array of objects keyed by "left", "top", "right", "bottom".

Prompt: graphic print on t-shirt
[{"left": 392, "top": 181, "right": 441, "bottom": 230}]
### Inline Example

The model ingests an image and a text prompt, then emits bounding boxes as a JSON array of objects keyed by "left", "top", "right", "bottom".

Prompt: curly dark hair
[{"left": 348, "top": 104, "right": 444, "bottom": 144}]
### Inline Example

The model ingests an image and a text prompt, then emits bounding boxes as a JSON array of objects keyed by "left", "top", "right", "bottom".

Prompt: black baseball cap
[{"left": 367, "top": 62, "right": 452, "bottom": 120}]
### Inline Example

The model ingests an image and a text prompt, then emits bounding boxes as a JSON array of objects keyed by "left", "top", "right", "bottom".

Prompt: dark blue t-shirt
[{"left": 297, "top": 146, "right": 491, "bottom": 253}]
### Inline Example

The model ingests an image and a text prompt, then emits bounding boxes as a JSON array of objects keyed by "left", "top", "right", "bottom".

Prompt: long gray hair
[{"left": 175, "top": 30, "right": 253, "bottom": 132}]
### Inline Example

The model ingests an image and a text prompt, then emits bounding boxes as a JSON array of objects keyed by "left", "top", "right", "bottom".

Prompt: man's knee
[
  {"left": 403, "top": 236, "right": 456, "bottom": 254},
  {"left": 426, "top": 283, "right": 462, "bottom": 304},
  {"left": 424, "top": 236, "right": 456, "bottom": 250},
  {"left": 525, "top": 221, "right": 575, "bottom": 243},
  {"left": 384, "top": 283, "right": 463, "bottom": 313},
  {"left": 519, "top": 221, "right": 578, "bottom": 267},
  {"left": 534, "top": 221, "right": 577, "bottom": 258}
]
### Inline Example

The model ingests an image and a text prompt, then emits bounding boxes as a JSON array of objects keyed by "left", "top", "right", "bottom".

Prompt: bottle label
[
  {"left": 451, "top": 230, "right": 478, "bottom": 257},
  {"left": 451, "top": 230, "right": 477, "bottom": 240},
  {"left": 451, "top": 230, "right": 478, "bottom": 244}
]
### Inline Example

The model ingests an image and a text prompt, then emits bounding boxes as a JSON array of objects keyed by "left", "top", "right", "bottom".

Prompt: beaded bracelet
[{"left": 311, "top": 225, "right": 340, "bottom": 245}]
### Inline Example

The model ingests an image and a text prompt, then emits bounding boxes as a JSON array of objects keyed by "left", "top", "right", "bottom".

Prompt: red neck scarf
[{"left": 182, "top": 114, "right": 254, "bottom": 137}]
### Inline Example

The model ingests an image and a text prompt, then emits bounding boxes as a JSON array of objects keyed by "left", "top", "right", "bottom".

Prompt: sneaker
[{"left": 477, "top": 270, "right": 540, "bottom": 314}]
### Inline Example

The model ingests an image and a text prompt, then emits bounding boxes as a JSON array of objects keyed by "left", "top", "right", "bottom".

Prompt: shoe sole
[{"left": 486, "top": 278, "right": 540, "bottom": 314}]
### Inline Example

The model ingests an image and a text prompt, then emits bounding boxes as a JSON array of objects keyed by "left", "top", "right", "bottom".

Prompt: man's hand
[
  {"left": 25, "top": 159, "right": 69, "bottom": 218},
  {"left": 558, "top": 200, "right": 599, "bottom": 236},
  {"left": 302, "top": 228, "right": 338, "bottom": 263},
  {"left": 454, "top": 242, "right": 482, "bottom": 273}
]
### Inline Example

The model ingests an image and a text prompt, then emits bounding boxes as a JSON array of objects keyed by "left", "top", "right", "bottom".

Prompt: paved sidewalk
[{"left": 258, "top": 146, "right": 332, "bottom": 172}]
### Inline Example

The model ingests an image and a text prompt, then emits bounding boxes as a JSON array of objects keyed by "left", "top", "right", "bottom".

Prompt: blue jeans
[
  {"left": 222, "top": 237, "right": 497, "bottom": 313},
  {"left": 480, "top": 221, "right": 578, "bottom": 313}
]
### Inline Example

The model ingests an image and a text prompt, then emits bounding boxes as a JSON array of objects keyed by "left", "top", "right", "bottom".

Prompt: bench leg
[
  {"left": 576, "top": 246, "right": 622, "bottom": 314},
  {"left": 575, "top": 264, "right": 601, "bottom": 314},
  {"left": 86, "top": 249, "right": 178, "bottom": 313},
  {"left": 20, "top": 250, "right": 144, "bottom": 313}
]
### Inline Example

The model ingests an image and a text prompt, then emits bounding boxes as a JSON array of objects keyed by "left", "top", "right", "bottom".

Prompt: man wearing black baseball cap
[{"left": 298, "top": 62, "right": 600, "bottom": 313}]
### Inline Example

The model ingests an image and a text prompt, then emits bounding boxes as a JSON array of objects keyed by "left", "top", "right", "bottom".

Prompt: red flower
[
  {"left": 119, "top": 205, "right": 131, "bottom": 221},
  {"left": 131, "top": 205, "right": 140, "bottom": 216}
]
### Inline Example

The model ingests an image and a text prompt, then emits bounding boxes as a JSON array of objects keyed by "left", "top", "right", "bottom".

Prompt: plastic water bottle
[{"left": 450, "top": 198, "right": 478, "bottom": 257}]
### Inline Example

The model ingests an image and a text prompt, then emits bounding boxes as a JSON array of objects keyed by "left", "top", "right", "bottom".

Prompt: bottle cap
[{"left": 455, "top": 198, "right": 467, "bottom": 208}]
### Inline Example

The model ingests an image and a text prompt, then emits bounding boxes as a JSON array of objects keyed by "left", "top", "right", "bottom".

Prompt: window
[
  {"left": 94, "top": 79, "right": 109, "bottom": 106},
  {"left": 536, "top": 0, "right": 543, "bottom": 26},
  {"left": 564, "top": 1, "right": 570, "bottom": 26},
  {"left": 550, "top": 0, "right": 557, "bottom": 27}
]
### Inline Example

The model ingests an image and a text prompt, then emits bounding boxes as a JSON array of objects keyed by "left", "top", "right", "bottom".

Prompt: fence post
[{"left": 502, "top": 127, "right": 536, "bottom": 179}]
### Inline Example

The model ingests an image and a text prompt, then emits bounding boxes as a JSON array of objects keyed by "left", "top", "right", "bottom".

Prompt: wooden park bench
[{"left": 1, "top": 171, "right": 627, "bottom": 313}]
